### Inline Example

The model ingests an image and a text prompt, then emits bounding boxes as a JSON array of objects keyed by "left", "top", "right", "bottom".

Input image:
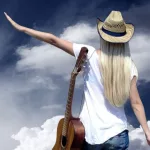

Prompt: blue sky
[{"left": 0, "top": 0, "right": 150, "bottom": 149}]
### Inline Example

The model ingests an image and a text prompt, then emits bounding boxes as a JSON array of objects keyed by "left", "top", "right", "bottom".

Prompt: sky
[{"left": 0, "top": 0, "right": 150, "bottom": 149}]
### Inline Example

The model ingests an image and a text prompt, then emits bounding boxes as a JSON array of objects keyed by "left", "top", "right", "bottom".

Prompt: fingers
[
  {"left": 4, "top": 12, "right": 24, "bottom": 32},
  {"left": 4, "top": 12, "right": 13, "bottom": 22},
  {"left": 4, "top": 12, "right": 9, "bottom": 18},
  {"left": 4, "top": 12, "right": 11, "bottom": 21},
  {"left": 4, "top": 12, "right": 16, "bottom": 25}
]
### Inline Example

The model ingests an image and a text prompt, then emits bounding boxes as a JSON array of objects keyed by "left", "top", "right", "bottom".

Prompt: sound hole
[{"left": 61, "top": 136, "right": 67, "bottom": 147}]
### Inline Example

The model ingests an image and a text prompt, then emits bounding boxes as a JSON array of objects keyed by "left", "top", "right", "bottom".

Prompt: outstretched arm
[{"left": 4, "top": 12, "right": 74, "bottom": 56}]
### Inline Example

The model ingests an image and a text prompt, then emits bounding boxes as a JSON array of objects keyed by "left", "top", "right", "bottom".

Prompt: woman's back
[{"left": 72, "top": 42, "right": 138, "bottom": 144}]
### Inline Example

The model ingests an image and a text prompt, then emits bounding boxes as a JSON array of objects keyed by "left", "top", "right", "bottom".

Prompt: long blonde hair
[{"left": 98, "top": 37, "right": 136, "bottom": 107}]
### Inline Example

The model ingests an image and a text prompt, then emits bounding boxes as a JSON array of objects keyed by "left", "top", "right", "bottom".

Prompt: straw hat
[{"left": 97, "top": 11, "right": 134, "bottom": 43}]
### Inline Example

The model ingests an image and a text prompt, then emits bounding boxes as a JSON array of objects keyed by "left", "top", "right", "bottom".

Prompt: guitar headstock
[{"left": 73, "top": 47, "right": 88, "bottom": 75}]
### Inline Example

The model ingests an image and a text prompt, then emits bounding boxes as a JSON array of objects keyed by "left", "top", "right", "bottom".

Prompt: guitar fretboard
[{"left": 62, "top": 74, "right": 76, "bottom": 136}]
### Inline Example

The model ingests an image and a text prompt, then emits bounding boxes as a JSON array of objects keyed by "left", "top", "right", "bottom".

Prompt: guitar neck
[
  {"left": 62, "top": 73, "right": 76, "bottom": 136},
  {"left": 61, "top": 47, "right": 88, "bottom": 137}
]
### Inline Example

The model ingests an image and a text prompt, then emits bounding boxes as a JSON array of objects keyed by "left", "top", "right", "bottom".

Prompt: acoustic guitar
[{"left": 52, "top": 47, "right": 88, "bottom": 150}]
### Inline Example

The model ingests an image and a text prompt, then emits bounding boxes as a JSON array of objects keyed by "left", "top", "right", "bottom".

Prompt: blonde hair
[{"left": 98, "top": 37, "right": 136, "bottom": 107}]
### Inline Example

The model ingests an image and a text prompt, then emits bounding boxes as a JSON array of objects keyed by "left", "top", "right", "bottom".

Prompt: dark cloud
[{"left": 123, "top": 3, "right": 150, "bottom": 32}]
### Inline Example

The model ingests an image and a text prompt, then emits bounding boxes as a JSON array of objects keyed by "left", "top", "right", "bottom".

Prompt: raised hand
[
  {"left": 4, "top": 12, "right": 74, "bottom": 56},
  {"left": 4, "top": 12, "right": 24, "bottom": 31}
]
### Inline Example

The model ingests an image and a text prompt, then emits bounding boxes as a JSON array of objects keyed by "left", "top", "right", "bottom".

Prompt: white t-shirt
[{"left": 73, "top": 43, "right": 138, "bottom": 144}]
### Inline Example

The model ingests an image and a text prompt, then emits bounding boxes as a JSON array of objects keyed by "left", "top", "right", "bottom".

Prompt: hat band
[{"left": 102, "top": 27, "right": 126, "bottom": 37}]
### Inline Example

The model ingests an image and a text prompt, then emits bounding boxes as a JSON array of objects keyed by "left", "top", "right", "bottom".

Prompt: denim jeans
[{"left": 83, "top": 130, "right": 129, "bottom": 150}]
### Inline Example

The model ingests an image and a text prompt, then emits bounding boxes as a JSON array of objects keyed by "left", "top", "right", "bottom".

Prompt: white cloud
[
  {"left": 0, "top": 69, "right": 60, "bottom": 150},
  {"left": 40, "top": 104, "right": 63, "bottom": 110},
  {"left": 16, "top": 44, "right": 74, "bottom": 78},
  {"left": 12, "top": 116, "right": 150, "bottom": 150},
  {"left": 129, "top": 121, "right": 150, "bottom": 150},
  {"left": 60, "top": 22, "right": 98, "bottom": 43},
  {"left": 12, "top": 116, "right": 63, "bottom": 150},
  {"left": 29, "top": 75, "right": 59, "bottom": 90}
]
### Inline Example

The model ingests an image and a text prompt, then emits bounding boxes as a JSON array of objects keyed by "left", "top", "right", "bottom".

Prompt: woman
[{"left": 4, "top": 11, "right": 150, "bottom": 149}]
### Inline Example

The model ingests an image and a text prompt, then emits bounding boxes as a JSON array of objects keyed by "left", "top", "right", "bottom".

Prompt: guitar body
[{"left": 53, "top": 118, "right": 85, "bottom": 150}]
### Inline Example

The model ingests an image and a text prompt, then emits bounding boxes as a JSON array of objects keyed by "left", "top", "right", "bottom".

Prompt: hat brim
[{"left": 97, "top": 18, "right": 134, "bottom": 43}]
